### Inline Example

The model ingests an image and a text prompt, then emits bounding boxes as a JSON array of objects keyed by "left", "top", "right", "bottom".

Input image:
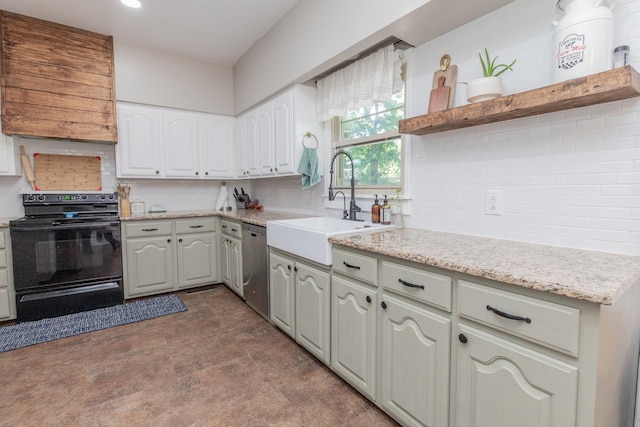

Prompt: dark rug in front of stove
[{"left": 0, "top": 294, "right": 187, "bottom": 352}]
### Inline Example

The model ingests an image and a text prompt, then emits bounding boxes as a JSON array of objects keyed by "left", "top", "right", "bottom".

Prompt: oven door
[{"left": 10, "top": 218, "right": 123, "bottom": 293}]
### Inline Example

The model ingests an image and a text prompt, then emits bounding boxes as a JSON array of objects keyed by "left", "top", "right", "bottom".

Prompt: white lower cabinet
[
  {"left": 123, "top": 218, "right": 219, "bottom": 298},
  {"left": 0, "top": 228, "right": 16, "bottom": 320},
  {"left": 0, "top": 135, "right": 18, "bottom": 176},
  {"left": 220, "top": 219, "right": 242, "bottom": 297},
  {"left": 456, "top": 324, "right": 577, "bottom": 427},
  {"left": 380, "top": 294, "right": 451, "bottom": 427},
  {"left": 269, "top": 249, "right": 331, "bottom": 364},
  {"left": 331, "top": 274, "right": 377, "bottom": 400}
]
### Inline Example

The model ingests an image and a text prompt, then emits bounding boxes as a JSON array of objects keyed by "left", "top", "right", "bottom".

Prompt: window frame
[{"left": 331, "top": 98, "right": 405, "bottom": 196}]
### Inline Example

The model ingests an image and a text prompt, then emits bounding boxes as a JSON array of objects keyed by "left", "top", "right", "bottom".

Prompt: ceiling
[{"left": 0, "top": 0, "right": 299, "bottom": 66}]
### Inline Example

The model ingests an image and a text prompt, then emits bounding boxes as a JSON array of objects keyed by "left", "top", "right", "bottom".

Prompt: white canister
[
  {"left": 552, "top": 0, "right": 614, "bottom": 83},
  {"left": 130, "top": 200, "right": 145, "bottom": 215}
]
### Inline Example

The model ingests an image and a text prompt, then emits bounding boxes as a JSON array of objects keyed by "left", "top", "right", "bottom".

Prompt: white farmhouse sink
[{"left": 267, "top": 216, "right": 393, "bottom": 266}]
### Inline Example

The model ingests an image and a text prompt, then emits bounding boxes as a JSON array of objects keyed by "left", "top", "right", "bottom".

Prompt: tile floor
[{"left": 0, "top": 285, "right": 399, "bottom": 426}]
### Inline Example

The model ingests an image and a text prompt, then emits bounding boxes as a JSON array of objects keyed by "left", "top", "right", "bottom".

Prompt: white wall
[
  {"left": 114, "top": 40, "right": 234, "bottom": 115},
  {"left": 404, "top": 0, "right": 640, "bottom": 255}
]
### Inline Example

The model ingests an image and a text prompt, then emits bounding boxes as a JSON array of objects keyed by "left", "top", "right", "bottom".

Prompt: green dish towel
[{"left": 297, "top": 147, "right": 321, "bottom": 189}]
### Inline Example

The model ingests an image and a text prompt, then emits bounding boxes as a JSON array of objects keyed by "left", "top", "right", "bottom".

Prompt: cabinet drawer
[
  {"left": 220, "top": 219, "right": 242, "bottom": 238},
  {"left": 125, "top": 221, "right": 172, "bottom": 238},
  {"left": 459, "top": 280, "right": 580, "bottom": 356},
  {"left": 332, "top": 248, "right": 377, "bottom": 286},
  {"left": 381, "top": 261, "right": 452, "bottom": 312},
  {"left": 175, "top": 217, "right": 216, "bottom": 234}
]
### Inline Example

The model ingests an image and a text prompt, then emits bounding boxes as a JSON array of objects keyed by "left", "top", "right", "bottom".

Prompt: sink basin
[{"left": 267, "top": 216, "right": 393, "bottom": 266}]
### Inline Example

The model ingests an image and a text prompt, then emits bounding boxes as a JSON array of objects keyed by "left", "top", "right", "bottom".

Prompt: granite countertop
[
  {"left": 329, "top": 228, "right": 640, "bottom": 305},
  {"left": 120, "top": 209, "right": 310, "bottom": 227}
]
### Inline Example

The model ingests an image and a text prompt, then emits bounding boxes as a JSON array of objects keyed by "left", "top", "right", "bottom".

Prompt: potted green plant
[{"left": 466, "top": 48, "right": 516, "bottom": 103}]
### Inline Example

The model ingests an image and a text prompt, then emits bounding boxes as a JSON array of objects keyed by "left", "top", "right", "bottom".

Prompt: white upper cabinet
[
  {"left": 117, "top": 102, "right": 235, "bottom": 179},
  {"left": 200, "top": 114, "right": 235, "bottom": 178},
  {"left": 234, "top": 84, "right": 320, "bottom": 179},
  {"left": 117, "top": 104, "right": 163, "bottom": 178},
  {"left": 0, "top": 134, "right": 18, "bottom": 176},
  {"left": 162, "top": 110, "right": 200, "bottom": 178}
]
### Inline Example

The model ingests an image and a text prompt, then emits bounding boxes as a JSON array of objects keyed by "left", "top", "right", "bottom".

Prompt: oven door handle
[{"left": 11, "top": 222, "right": 120, "bottom": 232}]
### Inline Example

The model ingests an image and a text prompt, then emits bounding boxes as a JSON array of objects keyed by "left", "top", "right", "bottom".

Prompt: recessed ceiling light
[{"left": 120, "top": 0, "right": 141, "bottom": 8}]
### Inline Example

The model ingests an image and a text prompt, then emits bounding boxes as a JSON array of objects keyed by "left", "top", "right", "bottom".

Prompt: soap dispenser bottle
[
  {"left": 381, "top": 195, "right": 391, "bottom": 224},
  {"left": 371, "top": 195, "right": 380, "bottom": 223}
]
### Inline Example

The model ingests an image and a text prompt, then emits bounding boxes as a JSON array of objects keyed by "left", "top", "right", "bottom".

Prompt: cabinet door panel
[
  {"left": 331, "top": 275, "right": 377, "bottom": 400},
  {"left": 457, "top": 324, "right": 578, "bottom": 427},
  {"left": 228, "top": 237, "right": 242, "bottom": 297},
  {"left": 177, "top": 233, "right": 217, "bottom": 289},
  {"left": 244, "top": 110, "right": 260, "bottom": 176},
  {"left": 126, "top": 236, "right": 175, "bottom": 297},
  {"left": 0, "top": 287, "right": 11, "bottom": 319},
  {"left": 200, "top": 115, "right": 234, "bottom": 178},
  {"left": 258, "top": 102, "right": 275, "bottom": 175},
  {"left": 295, "top": 262, "right": 330, "bottom": 364},
  {"left": 117, "top": 105, "right": 162, "bottom": 177},
  {"left": 381, "top": 294, "right": 451, "bottom": 427},
  {"left": 269, "top": 252, "right": 295, "bottom": 337},
  {"left": 163, "top": 110, "right": 200, "bottom": 178},
  {"left": 273, "top": 90, "right": 295, "bottom": 174}
]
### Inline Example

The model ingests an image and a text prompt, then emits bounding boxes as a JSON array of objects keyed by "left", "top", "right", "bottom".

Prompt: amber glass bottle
[{"left": 371, "top": 195, "right": 380, "bottom": 223}]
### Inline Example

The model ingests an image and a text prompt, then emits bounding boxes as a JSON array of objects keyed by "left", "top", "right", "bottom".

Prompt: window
[{"left": 332, "top": 90, "right": 404, "bottom": 193}]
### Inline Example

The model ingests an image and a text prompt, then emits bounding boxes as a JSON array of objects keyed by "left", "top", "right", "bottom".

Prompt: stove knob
[
  {"left": 108, "top": 194, "right": 115, "bottom": 200},
  {"left": 100, "top": 194, "right": 106, "bottom": 200},
  {"left": 37, "top": 194, "right": 46, "bottom": 201},
  {"left": 81, "top": 194, "right": 88, "bottom": 200},
  {"left": 26, "top": 194, "right": 36, "bottom": 202}
]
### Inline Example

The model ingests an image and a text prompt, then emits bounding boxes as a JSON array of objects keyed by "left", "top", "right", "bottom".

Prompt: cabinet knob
[
  {"left": 167, "top": 239, "right": 171, "bottom": 243},
  {"left": 275, "top": 167, "right": 278, "bottom": 172},
  {"left": 195, "top": 171, "right": 199, "bottom": 176},
  {"left": 381, "top": 301, "right": 387, "bottom": 309},
  {"left": 178, "top": 238, "right": 183, "bottom": 242},
  {"left": 287, "top": 265, "right": 292, "bottom": 270},
  {"left": 205, "top": 172, "right": 209, "bottom": 176},
  {"left": 270, "top": 168, "right": 273, "bottom": 172},
  {"left": 366, "top": 296, "right": 371, "bottom": 303},
  {"left": 458, "top": 333, "right": 468, "bottom": 344},
  {"left": 155, "top": 170, "right": 160, "bottom": 175},
  {"left": 294, "top": 266, "right": 298, "bottom": 272}
]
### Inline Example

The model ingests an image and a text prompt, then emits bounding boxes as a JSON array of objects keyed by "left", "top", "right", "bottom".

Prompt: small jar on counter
[{"left": 613, "top": 45, "right": 630, "bottom": 68}]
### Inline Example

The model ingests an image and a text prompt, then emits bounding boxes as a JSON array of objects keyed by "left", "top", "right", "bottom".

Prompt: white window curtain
[{"left": 316, "top": 44, "right": 401, "bottom": 122}]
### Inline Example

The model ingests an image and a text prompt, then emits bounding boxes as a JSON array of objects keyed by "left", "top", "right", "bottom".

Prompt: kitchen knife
[
  {"left": 240, "top": 187, "right": 246, "bottom": 196},
  {"left": 234, "top": 188, "right": 240, "bottom": 196}
]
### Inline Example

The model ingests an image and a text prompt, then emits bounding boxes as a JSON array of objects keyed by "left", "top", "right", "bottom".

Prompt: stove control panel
[{"left": 23, "top": 193, "right": 119, "bottom": 205}]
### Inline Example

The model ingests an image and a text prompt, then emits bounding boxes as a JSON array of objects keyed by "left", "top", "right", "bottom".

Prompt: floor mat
[{"left": 0, "top": 294, "right": 187, "bottom": 352}]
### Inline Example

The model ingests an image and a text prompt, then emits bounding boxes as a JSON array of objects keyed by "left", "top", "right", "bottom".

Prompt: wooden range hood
[{"left": 0, "top": 11, "right": 117, "bottom": 143}]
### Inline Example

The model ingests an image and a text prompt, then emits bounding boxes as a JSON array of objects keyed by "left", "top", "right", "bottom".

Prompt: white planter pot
[{"left": 466, "top": 76, "right": 503, "bottom": 103}]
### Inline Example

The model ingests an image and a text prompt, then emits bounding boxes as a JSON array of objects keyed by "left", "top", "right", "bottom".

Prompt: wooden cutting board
[
  {"left": 34, "top": 153, "right": 102, "bottom": 191},
  {"left": 428, "top": 76, "right": 451, "bottom": 113},
  {"left": 431, "top": 54, "right": 458, "bottom": 110}
]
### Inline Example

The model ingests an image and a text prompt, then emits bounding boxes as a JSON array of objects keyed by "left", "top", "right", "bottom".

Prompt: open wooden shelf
[{"left": 399, "top": 65, "right": 640, "bottom": 135}]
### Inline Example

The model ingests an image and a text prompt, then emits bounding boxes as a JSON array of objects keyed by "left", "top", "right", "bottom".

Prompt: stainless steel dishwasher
[{"left": 242, "top": 223, "right": 269, "bottom": 320}]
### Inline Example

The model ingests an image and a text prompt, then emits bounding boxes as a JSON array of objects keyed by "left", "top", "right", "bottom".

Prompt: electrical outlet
[{"left": 485, "top": 190, "right": 503, "bottom": 215}]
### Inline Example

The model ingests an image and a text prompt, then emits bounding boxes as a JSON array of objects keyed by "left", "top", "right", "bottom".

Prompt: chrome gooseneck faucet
[{"left": 328, "top": 149, "right": 362, "bottom": 221}]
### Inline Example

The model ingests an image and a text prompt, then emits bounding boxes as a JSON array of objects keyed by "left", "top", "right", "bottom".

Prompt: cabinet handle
[
  {"left": 205, "top": 172, "right": 209, "bottom": 176},
  {"left": 222, "top": 225, "right": 227, "bottom": 229},
  {"left": 343, "top": 261, "right": 360, "bottom": 270},
  {"left": 155, "top": 170, "right": 160, "bottom": 175},
  {"left": 287, "top": 265, "right": 292, "bottom": 270},
  {"left": 275, "top": 167, "right": 278, "bottom": 172},
  {"left": 195, "top": 171, "right": 199, "bottom": 176},
  {"left": 294, "top": 266, "right": 298, "bottom": 272},
  {"left": 381, "top": 301, "right": 387, "bottom": 309},
  {"left": 167, "top": 239, "right": 171, "bottom": 243},
  {"left": 366, "top": 296, "right": 371, "bottom": 303},
  {"left": 486, "top": 305, "right": 532, "bottom": 323},
  {"left": 142, "top": 228, "right": 158, "bottom": 232},
  {"left": 231, "top": 228, "right": 238, "bottom": 232},
  {"left": 178, "top": 238, "right": 183, "bottom": 242},
  {"left": 398, "top": 278, "right": 425, "bottom": 290},
  {"left": 189, "top": 225, "right": 204, "bottom": 229},
  {"left": 458, "top": 333, "right": 468, "bottom": 344}
]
